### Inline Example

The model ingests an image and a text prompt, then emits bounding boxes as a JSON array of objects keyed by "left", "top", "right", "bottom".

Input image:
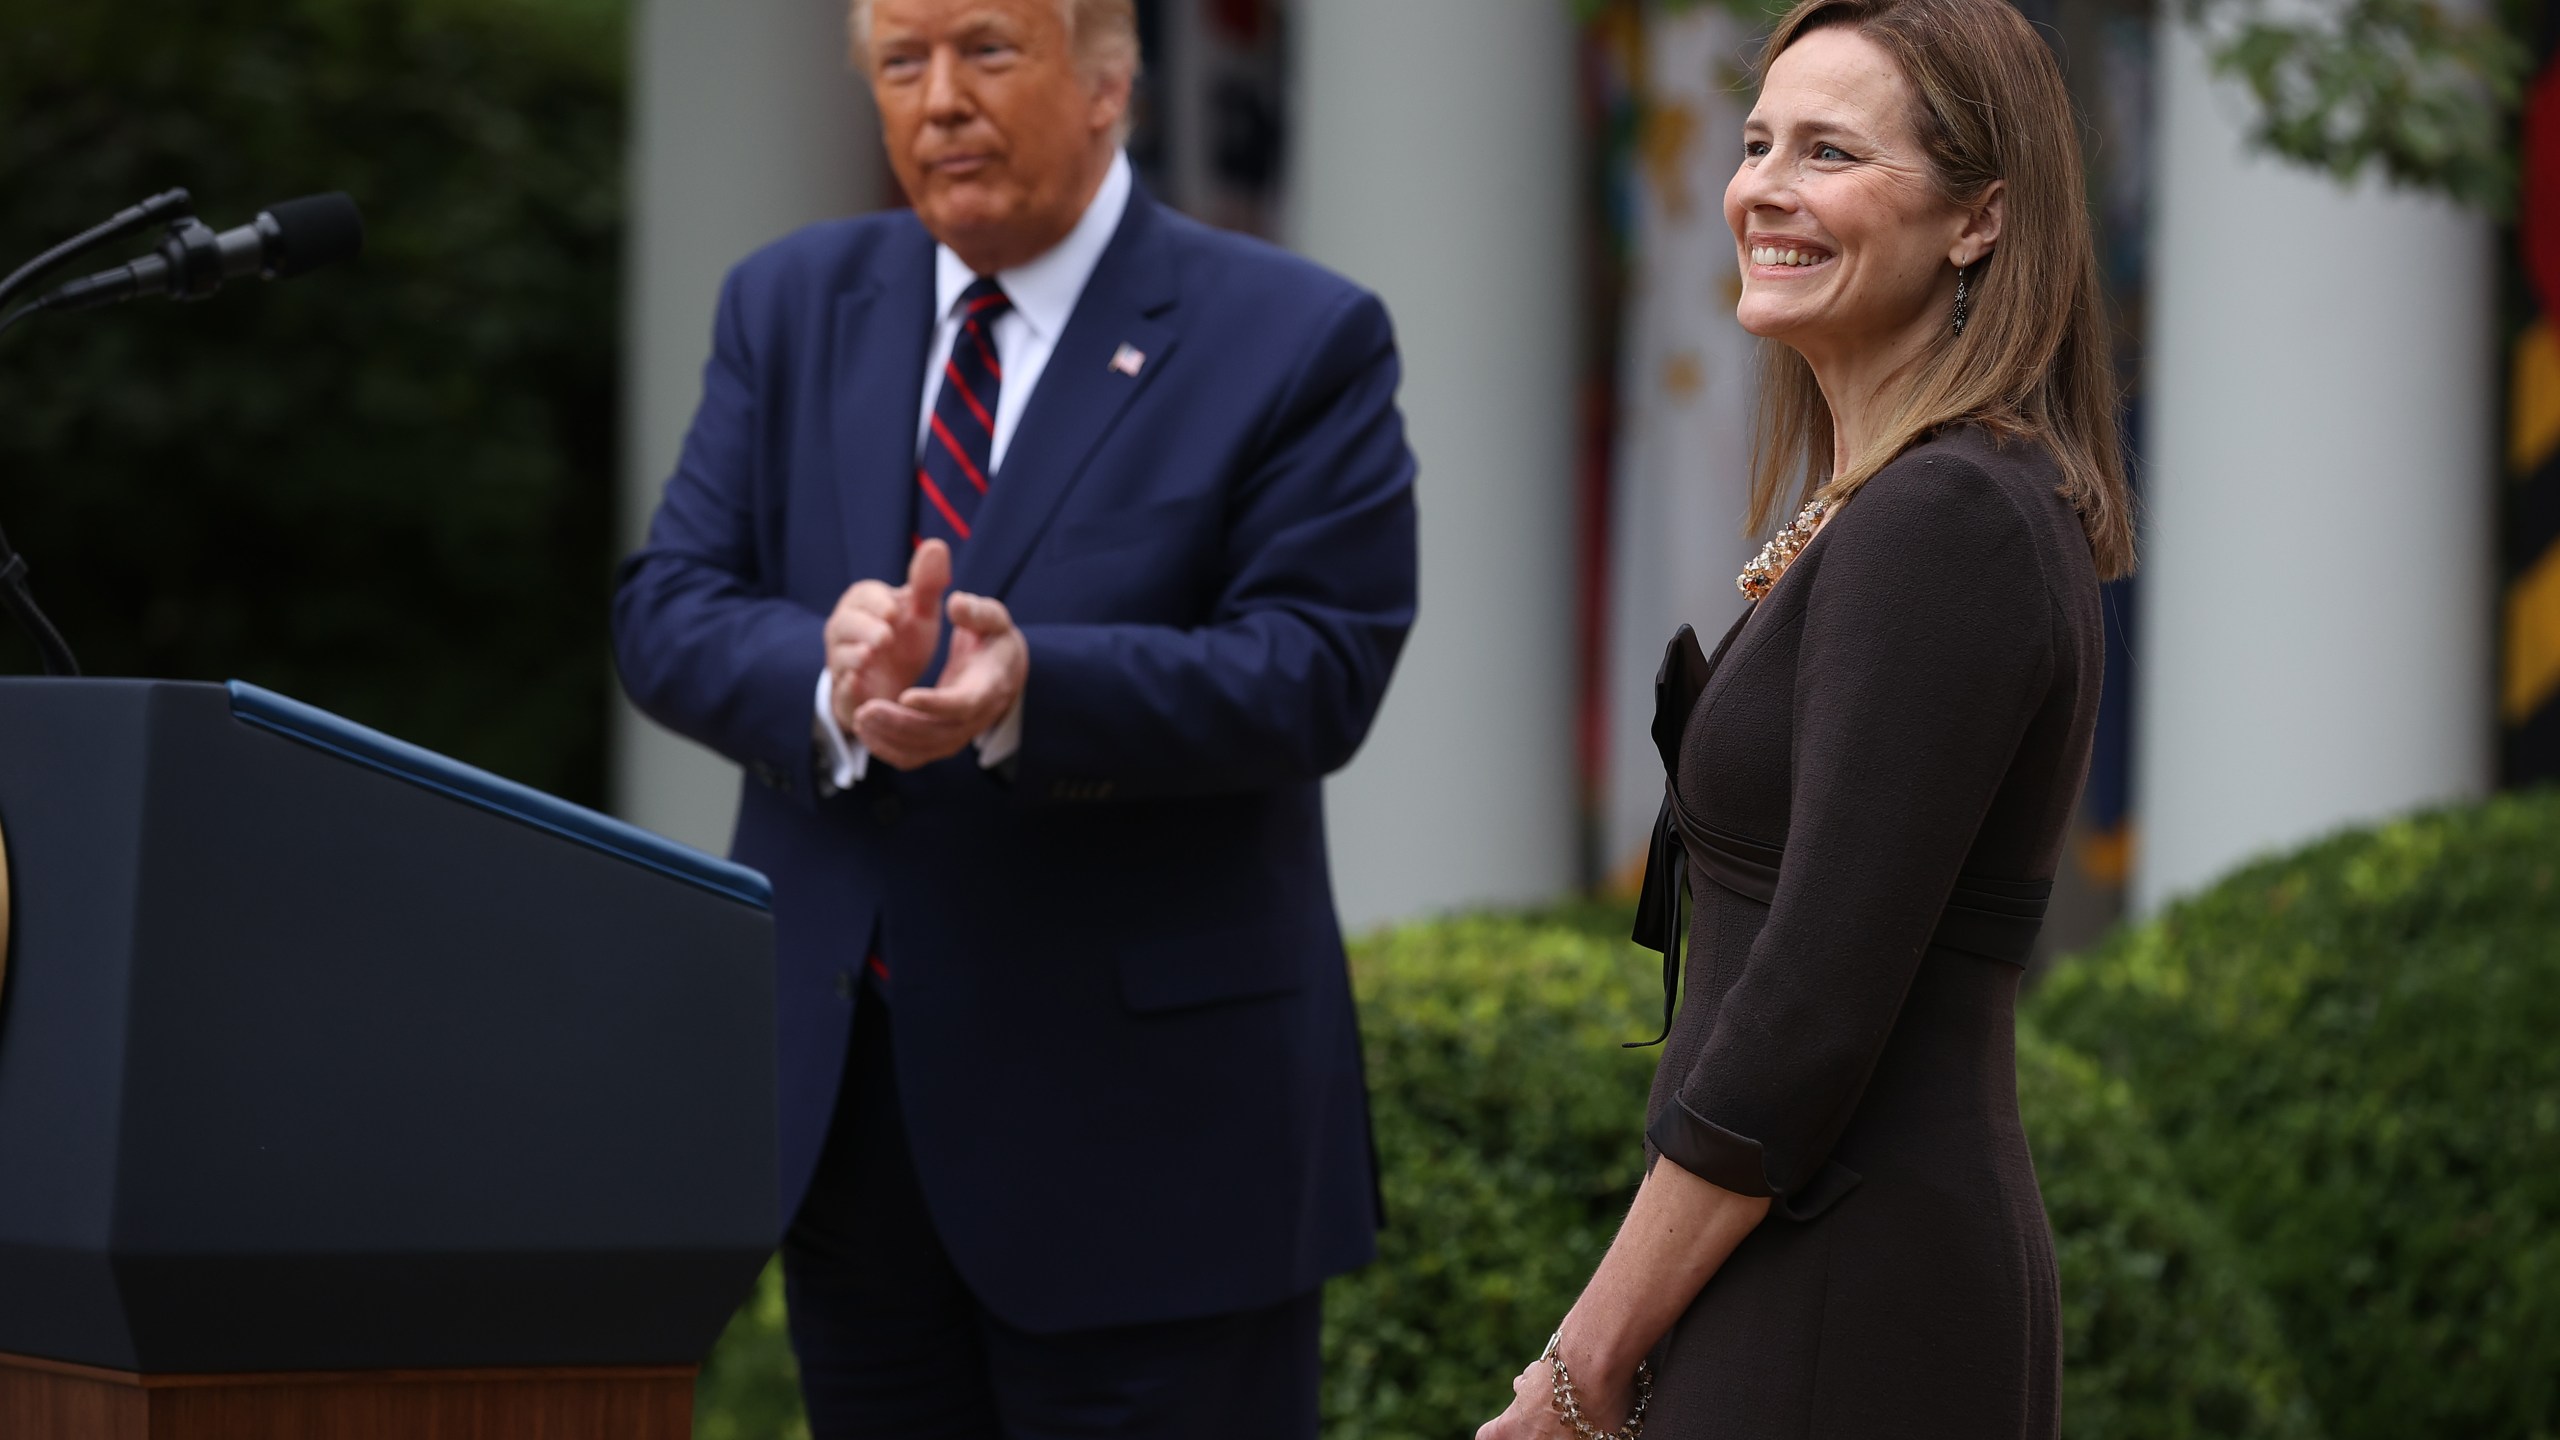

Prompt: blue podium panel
[{"left": 0, "top": 680, "right": 777, "bottom": 1374}]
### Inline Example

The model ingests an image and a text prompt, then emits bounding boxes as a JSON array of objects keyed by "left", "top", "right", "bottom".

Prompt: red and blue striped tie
[{"left": 916, "top": 277, "right": 1012, "bottom": 550}]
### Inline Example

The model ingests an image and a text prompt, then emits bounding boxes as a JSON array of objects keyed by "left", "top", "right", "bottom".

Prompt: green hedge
[
  {"left": 1326, "top": 910, "right": 2316, "bottom": 1440},
  {"left": 2020, "top": 1027, "right": 2322, "bottom": 1440},
  {"left": 0, "top": 0, "right": 624, "bottom": 799},
  {"left": 2031, "top": 793, "right": 2560, "bottom": 1440},
  {"left": 694, "top": 1259, "right": 806, "bottom": 1440},
  {"left": 696, "top": 905, "right": 2318, "bottom": 1440},
  {"left": 1321, "top": 911, "right": 1664, "bottom": 1434}
]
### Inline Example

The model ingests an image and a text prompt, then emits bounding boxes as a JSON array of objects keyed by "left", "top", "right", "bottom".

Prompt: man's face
[{"left": 864, "top": 0, "right": 1126, "bottom": 273}]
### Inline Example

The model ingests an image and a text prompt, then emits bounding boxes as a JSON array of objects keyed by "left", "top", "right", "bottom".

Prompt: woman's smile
[{"left": 1746, "top": 236, "right": 1837, "bottom": 274}]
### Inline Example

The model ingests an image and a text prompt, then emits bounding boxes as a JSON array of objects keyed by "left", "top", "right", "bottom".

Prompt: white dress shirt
[{"left": 815, "top": 151, "right": 1136, "bottom": 790}]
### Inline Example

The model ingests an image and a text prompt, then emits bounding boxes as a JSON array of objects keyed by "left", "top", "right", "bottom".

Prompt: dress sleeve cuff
[
  {"left": 1647, "top": 1100, "right": 1775, "bottom": 1198},
  {"left": 812, "top": 668, "right": 867, "bottom": 793}
]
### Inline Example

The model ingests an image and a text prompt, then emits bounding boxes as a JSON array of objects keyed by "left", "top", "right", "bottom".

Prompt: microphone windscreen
[{"left": 262, "top": 193, "right": 364, "bottom": 279}]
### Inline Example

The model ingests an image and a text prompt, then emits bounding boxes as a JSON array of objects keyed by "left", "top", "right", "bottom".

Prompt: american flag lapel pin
[{"left": 1109, "top": 343, "right": 1147, "bottom": 378}]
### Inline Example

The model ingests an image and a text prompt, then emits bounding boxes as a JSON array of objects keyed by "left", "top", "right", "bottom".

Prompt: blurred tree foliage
[
  {"left": 0, "top": 0, "right": 627, "bottom": 800},
  {"left": 695, "top": 1258, "right": 810, "bottom": 1440},
  {"left": 2192, "top": 0, "right": 2531, "bottom": 216}
]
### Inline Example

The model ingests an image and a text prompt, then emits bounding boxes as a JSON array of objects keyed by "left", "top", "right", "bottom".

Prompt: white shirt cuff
[
  {"left": 975, "top": 687, "right": 1024, "bottom": 770},
  {"left": 815, "top": 667, "right": 1021, "bottom": 784},
  {"left": 812, "top": 668, "right": 868, "bottom": 792}
]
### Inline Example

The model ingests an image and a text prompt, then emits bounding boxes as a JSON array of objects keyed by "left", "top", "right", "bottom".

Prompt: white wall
[
  {"left": 2134, "top": 17, "right": 2495, "bottom": 910},
  {"left": 1292, "top": 0, "right": 1584, "bottom": 931},
  {"left": 613, "top": 0, "right": 882, "bottom": 852}
]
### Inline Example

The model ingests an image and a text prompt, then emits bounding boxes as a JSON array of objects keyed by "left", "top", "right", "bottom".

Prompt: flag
[{"left": 2505, "top": 24, "right": 2560, "bottom": 780}]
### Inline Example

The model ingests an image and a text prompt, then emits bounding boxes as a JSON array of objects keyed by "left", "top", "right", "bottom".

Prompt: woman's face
[{"left": 1725, "top": 28, "right": 1982, "bottom": 359}]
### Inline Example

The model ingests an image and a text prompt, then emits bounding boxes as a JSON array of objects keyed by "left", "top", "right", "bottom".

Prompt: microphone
[
  {"left": 0, "top": 188, "right": 194, "bottom": 313},
  {"left": 37, "top": 193, "right": 364, "bottom": 314}
]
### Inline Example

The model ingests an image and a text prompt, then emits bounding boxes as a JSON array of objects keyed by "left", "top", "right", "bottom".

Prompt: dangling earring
[{"left": 1952, "top": 261, "right": 1972, "bottom": 336}]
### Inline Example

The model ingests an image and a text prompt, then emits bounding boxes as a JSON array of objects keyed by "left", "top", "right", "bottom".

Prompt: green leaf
[{"left": 2188, "top": 0, "right": 2529, "bottom": 215}]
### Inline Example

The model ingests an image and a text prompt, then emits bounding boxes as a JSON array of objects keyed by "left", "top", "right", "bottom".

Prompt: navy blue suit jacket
[{"left": 612, "top": 185, "right": 1417, "bottom": 1334}]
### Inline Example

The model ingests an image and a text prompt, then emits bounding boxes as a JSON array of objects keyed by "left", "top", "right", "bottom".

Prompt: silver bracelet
[{"left": 1542, "top": 1329, "right": 1652, "bottom": 1440}]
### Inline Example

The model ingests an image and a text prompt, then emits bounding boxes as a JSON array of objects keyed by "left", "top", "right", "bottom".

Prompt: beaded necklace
[{"left": 1737, "top": 497, "right": 1830, "bottom": 601}]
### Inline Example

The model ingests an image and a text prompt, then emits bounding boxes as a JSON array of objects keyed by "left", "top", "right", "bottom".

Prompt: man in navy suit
[{"left": 611, "top": 0, "right": 1417, "bottom": 1433}]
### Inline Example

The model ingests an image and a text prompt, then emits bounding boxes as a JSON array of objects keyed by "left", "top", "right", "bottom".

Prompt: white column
[
  {"left": 1292, "top": 0, "right": 1582, "bottom": 930},
  {"left": 613, "top": 0, "right": 882, "bottom": 852},
  {"left": 2134, "top": 18, "right": 2494, "bottom": 910}
]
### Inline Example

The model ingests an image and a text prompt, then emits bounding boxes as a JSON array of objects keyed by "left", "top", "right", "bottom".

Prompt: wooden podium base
[{"left": 0, "top": 1352, "right": 696, "bottom": 1439}]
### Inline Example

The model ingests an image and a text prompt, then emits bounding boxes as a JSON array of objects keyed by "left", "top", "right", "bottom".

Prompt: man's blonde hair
[{"left": 848, "top": 0, "right": 1142, "bottom": 87}]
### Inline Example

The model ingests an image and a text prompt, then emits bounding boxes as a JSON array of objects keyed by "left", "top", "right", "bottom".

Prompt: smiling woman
[
  {"left": 1731, "top": 0, "right": 2133, "bottom": 579},
  {"left": 1473, "top": 0, "right": 2125, "bottom": 1437}
]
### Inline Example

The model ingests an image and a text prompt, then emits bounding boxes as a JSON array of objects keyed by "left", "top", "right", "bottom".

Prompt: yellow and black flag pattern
[{"left": 2508, "top": 33, "right": 2560, "bottom": 777}]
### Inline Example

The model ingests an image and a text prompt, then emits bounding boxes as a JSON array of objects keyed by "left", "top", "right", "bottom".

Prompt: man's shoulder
[
  {"left": 1149, "top": 203, "right": 1377, "bottom": 328},
  {"left": 723, "top": 209, "right": 934, "bottom": 308}
]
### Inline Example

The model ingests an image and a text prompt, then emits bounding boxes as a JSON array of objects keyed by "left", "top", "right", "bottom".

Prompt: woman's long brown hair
[{"left": 1743, "top": 0, "right": 2136, "bottom": 580}]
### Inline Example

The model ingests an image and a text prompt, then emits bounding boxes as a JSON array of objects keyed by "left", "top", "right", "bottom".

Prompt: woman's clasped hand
[{"left": 1476, "top": 1357, "right": 1634, "bottom": 1440}]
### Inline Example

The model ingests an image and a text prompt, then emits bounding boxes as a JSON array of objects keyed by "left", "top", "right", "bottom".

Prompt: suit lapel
[
  {"left": 956, "top": 191, "right": 1182, "bottom": 600},
  {"left": 832, "top": 226, "right": 938, "bottom": 588}
]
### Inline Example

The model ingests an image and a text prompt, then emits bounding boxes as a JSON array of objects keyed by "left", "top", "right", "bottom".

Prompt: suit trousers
[{"left": 780, "top": 982, "right": 1323, "bottom": 1440}]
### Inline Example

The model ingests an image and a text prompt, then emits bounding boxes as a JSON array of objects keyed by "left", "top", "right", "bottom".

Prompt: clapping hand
[
  {"left": 854, "top": 590, "right": 1027, "bottom": 771},
  {"left": 826, "top": 539, "right": 953, "bottom": 733},
  {"left": 822, "top": 539, "right": 1029, "bottom": 772}
]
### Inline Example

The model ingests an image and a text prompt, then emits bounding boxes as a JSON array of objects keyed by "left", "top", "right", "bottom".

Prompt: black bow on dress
[{"left": 1627, "top": 620, "right": 1721, "bottom": 1048}]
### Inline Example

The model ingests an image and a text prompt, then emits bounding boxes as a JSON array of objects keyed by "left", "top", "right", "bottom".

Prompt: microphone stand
[
  {"left": 0, "top": 520, "right": 78, "bottom": 679},
  {"left": 0, "top": 189, "right": 193, "bottom": 313},
  {"left": 0, "top": 189, "right": 196, "bottom": 677}
]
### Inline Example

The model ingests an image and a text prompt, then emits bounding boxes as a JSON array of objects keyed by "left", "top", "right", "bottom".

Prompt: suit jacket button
[
  {"left": 834, "top": 971, "right": 854, "bottom": 1000},
  {"left": 749, "top": 760, "right": 781, "bottom": 789},
  {"left": 872, "top": 795, "right": 904, "bottom": 825}
]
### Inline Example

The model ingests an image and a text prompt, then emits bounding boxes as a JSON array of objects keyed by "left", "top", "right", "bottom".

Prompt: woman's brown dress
[{"left": 1640, "top": 426, "right": 2102, "bottom": 1437}]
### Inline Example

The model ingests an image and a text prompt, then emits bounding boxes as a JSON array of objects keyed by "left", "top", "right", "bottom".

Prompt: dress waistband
[
  {"left": 1672, "top": 791, "right": 2052, "bottom": 966},
  {"left": 1627, "top": 778, "right": 2052, "bottom": 1046}
]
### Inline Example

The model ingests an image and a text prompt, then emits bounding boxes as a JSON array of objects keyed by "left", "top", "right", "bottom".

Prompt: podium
[{"left": 0, "top": 680, "right": 778, "bottom": 1438}]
